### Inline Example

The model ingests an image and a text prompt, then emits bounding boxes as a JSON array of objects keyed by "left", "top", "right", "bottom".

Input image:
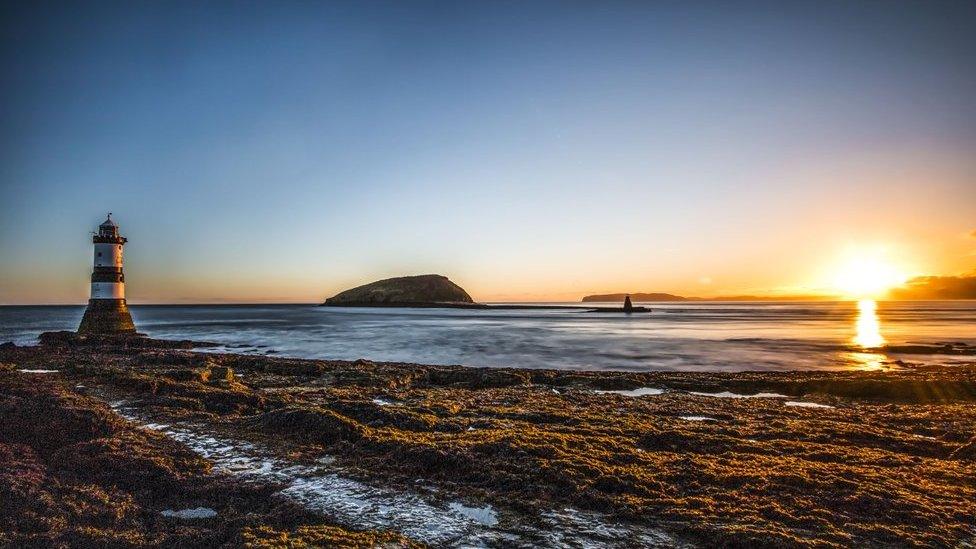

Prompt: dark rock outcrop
[
  {"left": 38, "top": 331, "right": 214, "bottom": 350},
  {"left": 323, "top": 274, "right": 475, "bottom": 307}
]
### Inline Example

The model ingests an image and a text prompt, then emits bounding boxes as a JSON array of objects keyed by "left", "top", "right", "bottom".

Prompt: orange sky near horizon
[{"left": 3, "top": 222, "right": 973, "bottom": 304}]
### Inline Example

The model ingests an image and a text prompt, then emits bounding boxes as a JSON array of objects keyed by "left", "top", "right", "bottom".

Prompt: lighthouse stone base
[{"left": 78, "top": 299, "right": 137, "bottom": 335}]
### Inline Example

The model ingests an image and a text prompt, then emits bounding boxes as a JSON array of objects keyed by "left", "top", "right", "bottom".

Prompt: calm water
[{"left": 1, "top": 301, "right": 974, "bottom": 372}]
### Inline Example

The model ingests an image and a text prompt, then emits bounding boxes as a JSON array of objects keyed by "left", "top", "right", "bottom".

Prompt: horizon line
[{"left": 3, "top": 298, "right": 975, "bottom": 307}]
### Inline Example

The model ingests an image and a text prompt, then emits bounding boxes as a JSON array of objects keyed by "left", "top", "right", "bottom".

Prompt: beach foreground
[{"left": 2, "top": 334, "right": 975, "bottom": 547}]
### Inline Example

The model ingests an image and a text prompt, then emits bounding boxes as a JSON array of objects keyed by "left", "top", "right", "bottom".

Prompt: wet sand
[{"left": 2, "top": 332, "right": 975, "bottom": 547}]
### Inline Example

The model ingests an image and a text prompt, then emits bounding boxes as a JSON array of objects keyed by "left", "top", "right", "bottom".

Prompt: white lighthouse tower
[{"left": 78, "top": 213, "right": 136, "bottom": 335}]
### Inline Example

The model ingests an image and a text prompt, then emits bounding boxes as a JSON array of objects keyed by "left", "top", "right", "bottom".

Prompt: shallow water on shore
[{"left": 2, "top": 301, "right": 974, "bottom": 371}]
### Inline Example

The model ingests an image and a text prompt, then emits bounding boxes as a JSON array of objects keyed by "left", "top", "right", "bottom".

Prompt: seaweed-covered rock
[
  {"left": 108, "top": 371, "right": 266, "bottom": 417},
  {"left": 210, "top": 366, "right": 235, "bottom": 383},
  {"left": 0, "top": 376, "right": 125, "bottom": 456},
  {"left": 0, "top": 365, "right": 405, "bottom": 547},
  {"left": 950, "top": 436, "right": 976, "bottom": 461},
  {"left": 240, "top": 525, "right": 421, "bottom": 548},
  {"left": 6, "top": 336, "right": 976, "bottom": 547},
  {"left": 0, "top": 443, "right": 50, "bottom": 525},
  {"left": 423, "top": 367, "right": 530, "bottom": 388},
  {"left": 51, "top": 431, "right": 210, "bottom": 494},
  {"left": 38, "top": 331, "right": 211, "bottom": 350},
  {"left": 328, "top": 400, "right": 440, "bottom": 431},
  {"left": 38, "top": 330, "right": 83, "bottom": 346},
  {"left": 248, "top": 407, "right": 367, "bottom": 445},
  {"left": 163, "top": 366, "right": 214, "bottom": 383}
]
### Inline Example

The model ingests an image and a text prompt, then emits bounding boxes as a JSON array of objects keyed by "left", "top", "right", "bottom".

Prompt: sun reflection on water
[
  {"left": 854, "top": 299, "right": 884, "bottom": 348},
  {"left": 850, "top": 299, "right": 886, "bottom": 370}
]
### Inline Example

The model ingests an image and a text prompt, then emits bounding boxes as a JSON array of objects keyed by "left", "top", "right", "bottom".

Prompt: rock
[
  {"left": 323, "top": 274, "right": 475, "bottom": 307},
  {"left": 38, "top": 331, "right": 82, "bottom": 346},
  {"left": 195, "top": 368, "right": 213, "bottom": 383},
  {"left": 882, "top": 343, "right": 976, "bottom": 356},
  {"left": 51, "top": 431, "right": 210, "bottom": 493},
  {"left": 422, "top": 368, "right": 530, "bottom": 388},
  {"left": 0, "top": 365, "right": 419, "bottom": 547},
  {"left": 247, "top": 408, "right": 366, "bottom": 445},
  {"left": 38, "top": 331, "right": 210, "bottom": 350},
  {"left": 0, "top": 376, "right": 126, "bottom": 456},
  {"left": 950, "top": 437, "right": 976, "bottom": 461},
  {"left": 164, "top": 367, "right": 212, "bottom": 383},
  {"left": 210, "top": 366, "right": 235, "bottom": 383}
]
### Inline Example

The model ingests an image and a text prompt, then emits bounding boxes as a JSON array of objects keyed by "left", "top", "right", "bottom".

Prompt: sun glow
[{"left": 830, "top": 251, "right": 908, "bottom": 298}]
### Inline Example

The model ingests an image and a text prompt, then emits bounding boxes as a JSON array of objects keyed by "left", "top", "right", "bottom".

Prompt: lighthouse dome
[{"left": 96, "top": 213, "right": 123, "bottom": 241}]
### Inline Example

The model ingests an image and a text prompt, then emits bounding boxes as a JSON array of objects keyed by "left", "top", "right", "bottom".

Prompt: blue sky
[{"left": 2, "top": 1, "right": 974, "bottom": 303}]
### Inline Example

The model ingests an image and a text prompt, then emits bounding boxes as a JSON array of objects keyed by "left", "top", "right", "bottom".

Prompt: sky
[{"left": 1, "top": 1, "right": 975, "bottom": 304}]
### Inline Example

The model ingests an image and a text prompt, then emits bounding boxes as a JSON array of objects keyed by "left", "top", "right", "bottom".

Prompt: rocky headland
[{"left": 2, "top": 333, "right": 975, "bottom": 547}]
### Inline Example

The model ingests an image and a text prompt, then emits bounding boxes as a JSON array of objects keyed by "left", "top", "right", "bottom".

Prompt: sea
[{"left": 1, "top": 301, "right": 974, "bottom": 372}]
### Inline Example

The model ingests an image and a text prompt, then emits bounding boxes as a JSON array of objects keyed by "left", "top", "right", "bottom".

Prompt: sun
[{"left": 830, "top": 252, "right": 907, "bottom": 298}]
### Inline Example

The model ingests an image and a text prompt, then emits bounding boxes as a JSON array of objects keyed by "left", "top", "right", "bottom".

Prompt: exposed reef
[
  {"left": 2, "top": 334, "right": 975, "bottom": 547},
  {"left": 882, "top": 342, "right": 976, "bottom": 356},
  {"left": 585, "top": 306, "right": 651, "bottom": 313},
  {"left": 0, "top": 364, "right": 414, "bottom": 547}
]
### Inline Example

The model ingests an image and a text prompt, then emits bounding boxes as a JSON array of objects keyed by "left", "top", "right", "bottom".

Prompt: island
[{"left": 323, "top": 274, "right": 478, "bottom": 307}]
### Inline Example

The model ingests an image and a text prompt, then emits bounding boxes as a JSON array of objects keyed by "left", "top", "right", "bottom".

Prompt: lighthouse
[{"left": 77, "top": 213, "right": 137, "bottom": 335}]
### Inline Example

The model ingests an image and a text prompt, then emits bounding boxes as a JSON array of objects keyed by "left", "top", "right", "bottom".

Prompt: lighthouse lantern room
[{"left": 78, "top": 213, "right": 137, "bottom": 335}]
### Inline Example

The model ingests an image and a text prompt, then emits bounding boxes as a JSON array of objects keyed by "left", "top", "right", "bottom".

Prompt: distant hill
[
  {"left": 582, "top": 293, "right": 689, "bottom": 302},
  {"left": 887, "top": 273, "right": 976, "bottom": 300},
  {"left": 323, "top": 274, "right": 475, "bottom": 307},
  {"left": 582, "top": 292, "right": 835, "bottom": 302}
]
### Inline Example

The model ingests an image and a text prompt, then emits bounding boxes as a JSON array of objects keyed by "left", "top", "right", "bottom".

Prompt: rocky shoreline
[{"left": 2, "top": 333, "right": 975, "bottom": 547}]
